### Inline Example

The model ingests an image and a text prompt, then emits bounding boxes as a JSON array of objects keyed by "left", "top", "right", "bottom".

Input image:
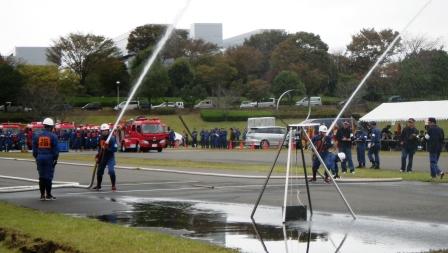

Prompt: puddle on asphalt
[{"left": 93, "top": 198, "right": 448, "bottom": 253}]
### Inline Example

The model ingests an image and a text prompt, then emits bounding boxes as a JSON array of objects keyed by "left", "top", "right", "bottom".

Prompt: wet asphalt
[{"left": 1, "top": 157, "right": 448, "bottom": 224}]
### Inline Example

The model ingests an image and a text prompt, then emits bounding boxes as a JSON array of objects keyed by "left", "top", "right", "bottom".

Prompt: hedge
[
  {"left": 200, "top": 108, "right": 341, "bottom": 122},
  {"left": 66, "top": 97, "right": 183, "bottom": 107}
]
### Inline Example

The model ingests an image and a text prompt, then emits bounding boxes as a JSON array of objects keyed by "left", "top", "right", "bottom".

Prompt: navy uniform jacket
[
  {"left": 32, "top": 129, "right": 59, "bottom": 161},
  {"left": 311, "top": 134, "right": 333, "bottom": 155},
  {"left": 369, "top": 127, "right": 381, "bottom": 145},
  {"left": 427, "top": 126, "right": 445, "bottom": 153},
  {"left": 98, "top": 136, "right": 117, "bottom": 161}
]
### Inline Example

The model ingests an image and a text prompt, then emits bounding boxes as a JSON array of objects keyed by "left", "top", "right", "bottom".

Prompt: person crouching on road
[
  {"left": 309, "top": 125, "right": 333, "bottom": 183},
  {"left": 32, "top": 118, "right": 59, "bottom": 200},
  {"left": 93, "top": 123, "right": 118, "bottom": 191},
  {"left": 326, "top": 152, "right": 346, "bottom": 179}
]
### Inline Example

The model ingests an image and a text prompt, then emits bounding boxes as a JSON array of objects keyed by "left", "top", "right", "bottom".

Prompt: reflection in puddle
[{"left": 93, "top": 198, "right": 448, "bottom": 253}]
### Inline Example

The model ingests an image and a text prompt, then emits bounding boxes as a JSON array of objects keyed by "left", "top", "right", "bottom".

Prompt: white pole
[{"left": 282, "top": 128, "right": 294, "bottom": 223}]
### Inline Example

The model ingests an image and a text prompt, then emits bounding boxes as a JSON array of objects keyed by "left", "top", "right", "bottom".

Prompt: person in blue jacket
[
  {"left": 326, "top": 152, "right": 346, "bottom": 179},
  {"left": 32, "top": 118, "right": 59, "bottom": 200},
  {"left": 354, "top": 125, "right": 368, "bottom": 168},
  {"left": 93, "top": 123, "right": 118, "bottom": 191},
  {"left": 425, "top": 117, "right": 445, "bottom": 179},
  {"left": 367, "top": 121, "right": 381, "bottom": 169}
]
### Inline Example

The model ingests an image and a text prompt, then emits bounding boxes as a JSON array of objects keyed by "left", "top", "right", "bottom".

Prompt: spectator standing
[
  {"left": 400, "top": 118, "right": 419, "bottom": 173},
  {"left": 336, "top": 121, "right": 355, "bottom": 174},
  {"left": 368, "top": 121, "right": 381, "bottom": 169},
  {"left": 425, "top": 117, "right": 445, "bottom": 179}
]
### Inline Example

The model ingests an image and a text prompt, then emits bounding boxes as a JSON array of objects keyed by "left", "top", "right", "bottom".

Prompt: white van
[
  {"left": 295, "top": 97, "right": 322, "bottom": 107},
  {"left": 194, "top": 99, "right": 215, "bottom": 109},
  {"left": 245, "top": 126, "right": 287, "bottom": 148},
  {"left": 114, "top": 101, "right": 140, "bottom": 111}
]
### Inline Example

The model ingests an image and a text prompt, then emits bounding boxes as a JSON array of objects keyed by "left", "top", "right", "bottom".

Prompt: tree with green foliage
[
  {"left": 243, "top": 30, "right": 289, "bottom": 75},
  {"left": 397, "top": 49, "right": 448, "bottom": 98},
  {"left": 271, "top": 32, "right": 331, "bottom": 95},
  {"left": 139, "top": 62, "right": 170, "bottom": 108},
  {"left": 85, "top": 57, "right": 130, "bottom": 96},
  {"left": 225, "top": 45, "right": 263, "bottom": 82},
  {"left": 271, "top": 71, "right": 306, "bottom": 101},
  {"left": 127, "top": 24, "right": 166, "bottom": 54},
  {"left": 47, "top": 33, "right": 121, "bottom": 88},
  {"left": 246, "top": 79, "right": 271, "bottom": 105},
  {"left": 18, "top": 65, "right": 66, "bottom": 118},
  {"left": 168, "top": 58, "right": 194, "bottom": 96},
  {"left": 0, "top": 61, "right": 23, "bottom": 105},
  {"left": 346, "top": 28, "right": 401, "bottom": 74}
]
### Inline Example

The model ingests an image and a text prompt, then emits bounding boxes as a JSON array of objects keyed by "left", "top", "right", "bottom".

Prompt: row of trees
[{"left": 1, "top": 25, "right": 447, "bottom": 117}]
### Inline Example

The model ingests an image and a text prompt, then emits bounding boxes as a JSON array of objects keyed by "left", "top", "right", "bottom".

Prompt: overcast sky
[{"left": 1, "top": 0, "right": 446, "bottom": 55}]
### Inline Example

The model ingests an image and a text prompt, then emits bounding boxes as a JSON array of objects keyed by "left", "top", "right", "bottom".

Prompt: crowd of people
[
  {"left": 167, "top": 127, "right": 246, "bottom": 149},
  {"left": 309, "top": 117, "right": 446, "bottom": 182}
]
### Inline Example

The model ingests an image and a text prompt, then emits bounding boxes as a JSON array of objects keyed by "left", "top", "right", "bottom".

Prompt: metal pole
[
  {"left": 276, "top": 89, "right": 295, "bottom": 110},
  {"left": 116, "top": 81, "right": 120, "bottom": 106},
  {"left": 251, "top": 131, "right": 288, "bottom": 219},
  {"left": 302, "top": 132, "right": 357, "bottom": 220},
  {"left": 282, "top": 128, "right": 294, "bottom": 223},
  {"left": 300, "top": 127, "right": 313, "bottom": 217}
]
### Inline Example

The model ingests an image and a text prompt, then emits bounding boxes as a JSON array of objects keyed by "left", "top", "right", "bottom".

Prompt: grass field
[
  {"left": 1, "top": 152, "right": 446, "bottom": 183},
  {"left": 0, "top": 202, "right": 236, "bottom": 253}
]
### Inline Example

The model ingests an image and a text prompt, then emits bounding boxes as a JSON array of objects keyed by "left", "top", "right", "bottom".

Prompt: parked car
[
  {"left": 387, "top": 95, "right": 405, "bottom": 103},
  {"left": 0, "top": 102, "right": 32, "bottom": 112},
  {"left": 296, "top": 97, "right": 322, "bottom": 107},
  {"left": 256, "top": 98, "right": 276, "bottom": 108},
  {"left": 245, "top": 126, "right": 287, "bottom": 148},
  {"left": 50, "top": 104, "right": 73, "bottom": 112},
  {"left": 152, "top": 101, "right": 184, "bottom": 109},
  {"left": 337, "top": 98, "right": 368, "bottom": 109},
  {"left": 81, "top": 102, "right": 102, "bottom": 111},
  {"left": 240, "top": 101, "right": 257, "bottom": 109},
  {"left": 114, "top": 101, "right": 140, "bottom": 111},
  {"left": 194, "top": 99, "right": 215, "bottom": 109}
]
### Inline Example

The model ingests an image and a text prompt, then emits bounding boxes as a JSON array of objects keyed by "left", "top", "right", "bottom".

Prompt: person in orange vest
[{"left": 32, "top": 118, "right": 59, "bottom": 200}]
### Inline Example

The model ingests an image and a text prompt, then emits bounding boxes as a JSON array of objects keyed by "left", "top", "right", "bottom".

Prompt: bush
[
  {"left": 201, "top": 108, "right": 340, "bottom": 122},
  {"left": 321, "top": 96, "right": 343, "bottom": 105},
  {"left": 150, "top": 107, "right": 176, "bottom": 115},
  {"left": 66, "top": 97, "right": 184, "bottom": 107}
]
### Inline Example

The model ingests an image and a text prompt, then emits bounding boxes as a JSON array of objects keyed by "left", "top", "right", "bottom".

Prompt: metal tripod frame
[{"left": 251, "top": 124, "right": 357, "bottom": 223}]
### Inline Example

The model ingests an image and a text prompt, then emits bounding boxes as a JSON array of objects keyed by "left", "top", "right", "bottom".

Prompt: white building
[
  {"left": 13, "top": 47, "right": 52, "bottom": 65},
  {"left": 189, "top": 23, "right": 223, "bottom": 47}
]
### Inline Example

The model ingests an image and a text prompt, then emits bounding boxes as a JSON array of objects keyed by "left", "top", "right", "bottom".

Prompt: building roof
[{"left": 360, "top": 100, "right": 448, "bottom": 122}]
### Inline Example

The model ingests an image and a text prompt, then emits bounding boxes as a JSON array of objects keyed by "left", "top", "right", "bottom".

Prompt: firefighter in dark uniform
[
  {"left": 93, "top": 123, "right": 118, "bottom": 191},
  {"left": 32, "top": 118, "right": 59, "bottom": 200},
  {"left": 354, "top": 124, "right": 368, "bottom": 168},
  {"left": 309, "top": 125, "right": 333, "bottom": 183}
]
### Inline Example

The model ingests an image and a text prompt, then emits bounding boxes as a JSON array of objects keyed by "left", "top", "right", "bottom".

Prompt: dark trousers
[
  {"left": 368, "top": 144, "right": 380, "bottom": 167},
  {"left": 429, "top": 152, "right": 441, "bottom": 178},
  {"left": 401, "top": 147, "right": 415, "bottom": 172},
  {"left": 357, "top": 143, "right": 366, "bottom": 166},
  {"left": 340, "top": 146, "right": 354, "bottom": 172}
]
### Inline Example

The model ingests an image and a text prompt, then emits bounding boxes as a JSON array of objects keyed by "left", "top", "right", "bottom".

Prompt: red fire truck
[
  {"left": 120, "top": 117, "right": 168, "bottom": 152},
  {"left": 25, "top": 122, "right": 44, "bottom": 149}
]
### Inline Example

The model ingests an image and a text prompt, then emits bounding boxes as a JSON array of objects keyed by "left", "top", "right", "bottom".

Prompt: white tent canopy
[{"left": 360, "top": 100, "right": 448, "bottom": 122}]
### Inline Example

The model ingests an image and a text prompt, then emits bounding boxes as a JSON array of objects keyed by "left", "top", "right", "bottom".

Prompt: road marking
[{"left": 101, "top": 180, "right": 199, "bottom": 187}]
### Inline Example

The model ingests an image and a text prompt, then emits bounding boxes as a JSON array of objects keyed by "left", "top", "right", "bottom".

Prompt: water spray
[
  {"left": 106, "top": 0, "right": 191, "bottom": 144},
  {"left": 326, "top": 0, "right": 432, "bottom": 134}
]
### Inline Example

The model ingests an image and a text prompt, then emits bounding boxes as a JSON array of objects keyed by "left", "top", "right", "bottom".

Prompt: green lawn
[
  {"left": 1, "top": 152, "right": 446, "bottom": 183},
  {"left": 0, "top": 202, "right": 236, "bottom": 253}
]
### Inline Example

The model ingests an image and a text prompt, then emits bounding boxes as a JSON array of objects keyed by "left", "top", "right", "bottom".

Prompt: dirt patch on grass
[{"left": 0, "top": 228, "right": 82, "bottom": 253}]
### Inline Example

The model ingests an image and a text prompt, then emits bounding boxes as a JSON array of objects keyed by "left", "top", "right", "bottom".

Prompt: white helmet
[
  {"left": 43, "top": 118, "right": 54, "bottom": 126},
  {"left": 337, "top": 152, "right": 346, "bottom": 161},
  {"left": 318, "top": 125, "right": 328, "bottom": 133},
  {"left": 100, "top": 123, "right": 110, "bottom": 131}
]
